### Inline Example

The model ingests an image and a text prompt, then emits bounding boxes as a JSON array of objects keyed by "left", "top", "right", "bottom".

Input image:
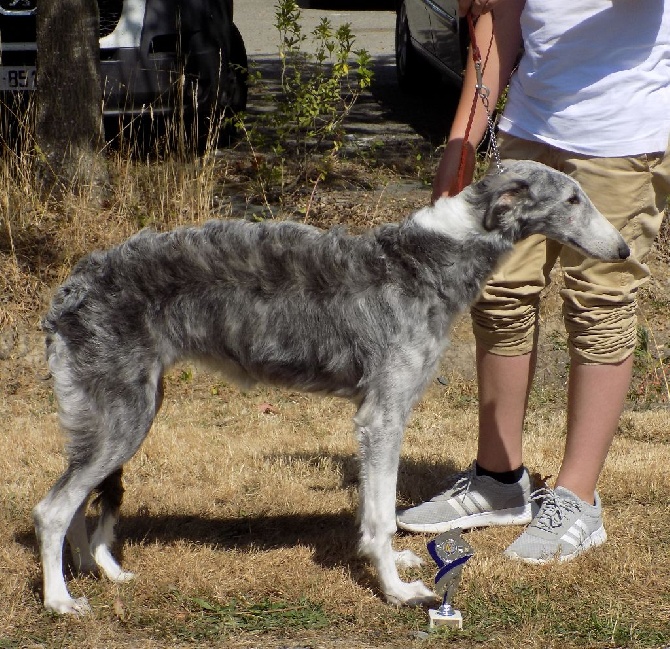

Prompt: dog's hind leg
[
  {"left": 35, "top": 357, "right": 163, "bottom": 614},
  {"left": 89, "top": 467, "right": 135, "bottom": 583},
  {"left": 35, "top": 425, "right": 153, "bottom": 613},
  {"left": 63, "top": 471, "right": 131, "bottom": 580},
  {"left": 65, "top": 501, "right": 97, "bottom": 576},
  {"left": 354, "top": 393, "right": 437, "bottom": 607},
  {"left": 86, "top": 373, "right": 164, "bottom": 586},
  {"left": 34, "top": 465, "right": 103, "bottom": 615},
  {"left": 35, "top": 464, "right": 137, "bottom": 614}
]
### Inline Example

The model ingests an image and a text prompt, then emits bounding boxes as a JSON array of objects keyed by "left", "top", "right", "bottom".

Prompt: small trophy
[{"left": 426, "top": 530, "right": 474, "bottom": 629}]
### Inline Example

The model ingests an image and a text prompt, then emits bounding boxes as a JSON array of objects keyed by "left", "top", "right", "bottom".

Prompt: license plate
[{"left": 0, "top": 66, "right": 37, "bottom": 90}]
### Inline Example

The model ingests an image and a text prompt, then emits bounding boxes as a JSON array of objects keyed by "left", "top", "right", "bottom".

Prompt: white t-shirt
[{"left": 498, "top": 0, "right": 670, "bottom": 156}]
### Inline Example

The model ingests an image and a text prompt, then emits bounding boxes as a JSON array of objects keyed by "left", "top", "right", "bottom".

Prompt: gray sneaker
[
  {"left": 504, "top": 486, "right": 607, "bottom": 563},
  {"left": 396, "top": 461, "right": 532, "bottom": 533}
]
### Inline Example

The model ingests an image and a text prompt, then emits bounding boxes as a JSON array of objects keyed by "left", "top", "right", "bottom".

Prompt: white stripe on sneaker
[
  {"left": 561, "top": 520, "right": 588, "bottom": 547},
  {"left": 448, "top": 497, "right": 472, "bottom": 517},
  {"left": 468, "top": 490, "right": 491, "bottom": 513}
]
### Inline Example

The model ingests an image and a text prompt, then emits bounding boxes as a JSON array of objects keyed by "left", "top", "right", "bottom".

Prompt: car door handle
[{"left": 425, "top": 0, "right": 458, "bottom": 32}]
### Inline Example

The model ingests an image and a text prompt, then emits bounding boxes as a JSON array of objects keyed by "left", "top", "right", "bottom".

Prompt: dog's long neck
[{"left": 380, "top": 192, "right": 515, "bottom": 312}]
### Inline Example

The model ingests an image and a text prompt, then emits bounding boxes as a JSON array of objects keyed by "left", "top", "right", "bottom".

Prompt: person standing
[{"left": 397, "top": 0, "right": 670, "bottom": 562}]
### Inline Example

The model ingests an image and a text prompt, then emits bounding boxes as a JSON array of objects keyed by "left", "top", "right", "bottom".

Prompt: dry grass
[{"left": 1, "top": 116, "right": 669, "bottom": 648}]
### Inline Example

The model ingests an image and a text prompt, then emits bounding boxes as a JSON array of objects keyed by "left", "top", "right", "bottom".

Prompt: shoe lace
[
  {"left": 432, "top": 464, "right": 476, "bottom": 502},
  {"left": 531, "top": 488, "right": 581, "bottom": 532}
]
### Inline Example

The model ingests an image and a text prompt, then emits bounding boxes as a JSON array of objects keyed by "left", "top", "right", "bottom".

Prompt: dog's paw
[
  {"left": 113, "top": 570, "right": 135, "bottom": 584},
  {"left": 384, "top": 580, "right": 439, "bottom": 607},
  {"left": 108, "top": 569, "right": 135, "bottom": 584},
  {"left": 393, "top": 549, "right": 424, "bottom": 568},
  {"left": 94, "top": 546, "right": 136, "bottom": 583},
  {"left": 45, "top": 595, "right": 92, "bottom": 616}
]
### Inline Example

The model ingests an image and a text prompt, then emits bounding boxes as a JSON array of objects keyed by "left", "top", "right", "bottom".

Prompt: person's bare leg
[
  {"left": 475, "top": 345, "right": 536, "bottom": 473},
  {"left": 556, "top": 356, "right": 633, "bottom": 504}
]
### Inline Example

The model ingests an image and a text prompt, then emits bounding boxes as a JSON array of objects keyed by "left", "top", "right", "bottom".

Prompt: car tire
[
  {"left": 182, "top": 20, "right": 248, "bottom": 148},
  {"left": 395, "top": 0, "right": 426, "bottom": 91},
  {"left": 225, "top": 23, "right": 248, "bottom": 115}
]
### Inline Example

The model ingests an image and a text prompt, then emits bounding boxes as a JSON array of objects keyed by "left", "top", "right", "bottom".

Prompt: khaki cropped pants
[{"left": 471, "top": 133, "right": 670, "bottom": 364}]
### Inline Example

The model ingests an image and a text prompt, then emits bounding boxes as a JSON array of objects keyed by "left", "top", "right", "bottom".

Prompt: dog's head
[{"left": 466, "top": 160, "right": 630, "bottom": 262}]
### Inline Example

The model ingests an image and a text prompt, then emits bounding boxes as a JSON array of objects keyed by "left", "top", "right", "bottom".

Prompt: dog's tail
[
  {"left": 42, "top": 251, "right": 106, "bottom": 339},
  {"left": 42, "top": 279, "right": 91, "bottom": 336},
  {"left": 42, "top": 280, "right": 84, "bottom": 374}
]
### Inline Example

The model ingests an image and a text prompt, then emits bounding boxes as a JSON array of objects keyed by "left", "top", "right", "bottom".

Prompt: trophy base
[{"left": 429, "top": 607, "right": 463, "bottom": 629}]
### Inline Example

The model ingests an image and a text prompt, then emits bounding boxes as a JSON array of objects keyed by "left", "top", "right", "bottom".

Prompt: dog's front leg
[{"left": 354, "top": 402, "right": 436, "bottom": 607}]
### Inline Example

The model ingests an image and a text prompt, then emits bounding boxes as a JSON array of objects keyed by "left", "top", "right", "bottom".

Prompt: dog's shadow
[
  {"left": 122, "top": 454, "right": 458, "bottom": 570},
  {"left": 17, "top": 455, "right": 459, "bottom": 595}
]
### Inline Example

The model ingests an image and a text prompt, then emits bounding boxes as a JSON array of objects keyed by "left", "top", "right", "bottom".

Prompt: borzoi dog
[{"left": 34, "top": 160, "right": 629, "bottom": 614}]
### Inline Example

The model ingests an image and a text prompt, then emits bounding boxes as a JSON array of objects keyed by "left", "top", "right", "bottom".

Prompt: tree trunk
[{"left": 35, "top": 0, "right": 106, "bottom": 195}]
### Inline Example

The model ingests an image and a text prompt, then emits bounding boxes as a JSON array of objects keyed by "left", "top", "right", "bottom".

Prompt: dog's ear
[{"left": 483, "top": 179, "right": 531, "bottom": 231}]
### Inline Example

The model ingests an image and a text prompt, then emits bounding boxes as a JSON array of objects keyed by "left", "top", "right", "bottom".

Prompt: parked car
[
  {"left": 395, "top": 0, "right": 467, "bottom": 91},
  {"left": 0, "top": 0, "right": 247, "bottom": 137}
]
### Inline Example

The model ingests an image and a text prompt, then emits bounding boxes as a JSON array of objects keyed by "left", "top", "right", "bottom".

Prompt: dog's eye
[{"left": 567, "top": 194, "right": 581, "bottom": 205}]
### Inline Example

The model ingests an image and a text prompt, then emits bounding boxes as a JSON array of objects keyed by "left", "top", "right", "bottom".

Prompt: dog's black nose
[{"left": 619, "top": 241, "right": 631, "bottom": 260}]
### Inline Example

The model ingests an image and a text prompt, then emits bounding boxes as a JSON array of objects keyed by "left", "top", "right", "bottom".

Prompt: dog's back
[{"left": 43, "top": 220, "right": 438, "bottom": 400}]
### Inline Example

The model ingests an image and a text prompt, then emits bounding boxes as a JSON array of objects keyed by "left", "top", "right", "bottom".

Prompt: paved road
[
  {"left": 234, "top": 0, "right": 459, "bottom": 150},
  {"left": 235, "top": 0, "right": 396, "bottom": 58}
]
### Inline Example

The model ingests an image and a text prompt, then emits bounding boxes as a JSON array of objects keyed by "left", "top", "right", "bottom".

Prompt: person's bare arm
[{"left": 433, "top": 0, "right": 525, "bottom": 200}]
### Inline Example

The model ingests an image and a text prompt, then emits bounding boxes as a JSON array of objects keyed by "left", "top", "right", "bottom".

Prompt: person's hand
[
  {"left": 431, "top": 139, "right": 476, "bottom": 202},
  {"left": 458, "top": 0, "right": 512, "bottom": 18}
]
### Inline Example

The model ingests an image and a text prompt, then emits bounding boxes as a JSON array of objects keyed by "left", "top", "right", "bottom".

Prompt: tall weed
[{"left": 238, "top": 0, "right": 373, "bottom": 198}]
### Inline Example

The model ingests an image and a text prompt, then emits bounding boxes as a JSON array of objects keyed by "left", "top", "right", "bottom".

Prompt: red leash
[{"left": 456, "top": 12, "right": 486, "bottom": 193}]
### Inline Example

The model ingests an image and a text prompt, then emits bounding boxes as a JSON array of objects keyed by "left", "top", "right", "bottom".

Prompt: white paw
[
  {"left": 93, "top": 546, "right": 135, "bottom": 583},
  {"left": 110, "top": 570, "right": 135, "bottom": 584},
  {"left": 384, "top": 579, "right": 439, "bottom": 607},
  {"left": 45, "top": 595, "right": 92, "bottom": 616},
  {"left": 394, "top": 549, "right": 424, "bottom": 568}
]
